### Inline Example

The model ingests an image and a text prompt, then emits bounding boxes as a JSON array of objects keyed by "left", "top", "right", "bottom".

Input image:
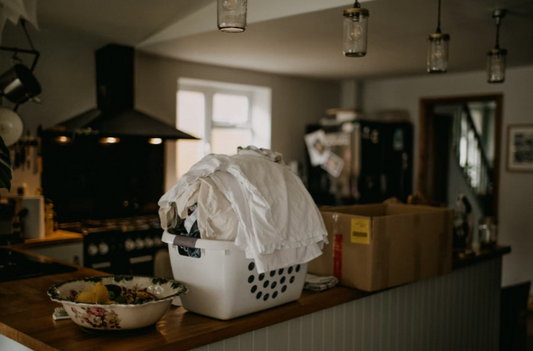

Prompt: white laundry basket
[{"left": 162, "top": 231, "right": 307, "bottom": 320}]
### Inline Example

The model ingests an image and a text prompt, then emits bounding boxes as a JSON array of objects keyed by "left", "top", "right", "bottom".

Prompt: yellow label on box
[{"left": 351, "top": 218, "right": 370, "bottom": 244}]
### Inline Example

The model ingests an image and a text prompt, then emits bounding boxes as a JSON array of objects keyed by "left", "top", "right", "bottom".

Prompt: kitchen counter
[
  {"left": 0, "top": 246, "right": 510, "bottom": 351},
  {"left": 13, "top": 230, "right": 84, "bottom": 249}
]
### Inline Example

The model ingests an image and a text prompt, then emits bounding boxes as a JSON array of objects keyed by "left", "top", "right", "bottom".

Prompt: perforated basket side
[{"left": 166, "top": 240, "right": 308, "bottom": 320}]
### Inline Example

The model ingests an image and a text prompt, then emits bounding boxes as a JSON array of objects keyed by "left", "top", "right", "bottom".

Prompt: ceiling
[
  {"left": 37, "top": 0, "right": 213, "bottom": 45},
  {"left": 36, "top": 0, "right": 533, "bottom": 80}
]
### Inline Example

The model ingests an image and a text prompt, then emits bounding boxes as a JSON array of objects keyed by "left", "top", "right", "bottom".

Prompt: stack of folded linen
[
  {"left": 304, "top": 274, "right": 339, "bottom": 292},
  {"left": 159, "top": 146, "right": 328, "bottom": 273}
]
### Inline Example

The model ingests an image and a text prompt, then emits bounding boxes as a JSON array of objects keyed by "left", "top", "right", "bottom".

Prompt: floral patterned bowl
[{"left": 47, "top": 275, "right": 187, "bottom": 330}]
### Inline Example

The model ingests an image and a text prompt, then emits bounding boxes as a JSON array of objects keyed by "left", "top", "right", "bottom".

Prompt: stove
[
  {"left": 0, "top": 247, "right": 78, "bottom": 282},
  {"left": 59, "top": 215, "right": 166, "bottom": 275}
]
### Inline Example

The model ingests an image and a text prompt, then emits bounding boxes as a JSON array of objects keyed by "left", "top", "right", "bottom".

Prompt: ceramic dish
[{"left": 48, "top": 275, "right": 187, "bottom": 330}]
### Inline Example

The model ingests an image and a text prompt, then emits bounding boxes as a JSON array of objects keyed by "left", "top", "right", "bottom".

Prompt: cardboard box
[{"left": 308, "top": 203, "right": 453, "bottom": 292}]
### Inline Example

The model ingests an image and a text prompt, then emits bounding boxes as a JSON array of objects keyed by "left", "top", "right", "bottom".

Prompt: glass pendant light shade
[
  {"left": 217, "top": 0, "right": 247, "bottom": 33},
  {"left": 487, "top": 48, "right": 507, "bottom": 83},
  {"left": 427, "top": 33, "right": 450, "bottom": 73},
  {"left": 487, "top": 10, "right": 507, "bottom": 83},
  {"left": 343, "top": 7, "right": 369, "bottom": 57},
  {"left": 427, "top": 0, "right": 449, "bottom": 73}
]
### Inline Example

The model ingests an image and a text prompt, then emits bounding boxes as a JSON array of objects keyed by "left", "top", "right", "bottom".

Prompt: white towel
[{"left": 304, "top": 274, "right": 339, "bottom": 292}]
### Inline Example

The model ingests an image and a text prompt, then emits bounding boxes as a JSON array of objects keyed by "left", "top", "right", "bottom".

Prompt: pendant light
[
  {"left": 487, "top": 10, "right": 507, "bottom": 83},
  {"left": 217, "top": 0, "right": 247, "bottom": 33},
  {"left": 427, "top": 0, "right": 450, "bottom": 73},
  {"left": 343, "top": 0, "right": 369, "bottom": 57}
]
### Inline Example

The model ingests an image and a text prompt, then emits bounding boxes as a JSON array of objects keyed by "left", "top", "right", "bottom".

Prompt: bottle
[
  {"left": 45, "top": 201, "right": 54, "bottom": 235},
  {"left": 478, "top": 217, "right": 498, "bottom": 250},
  {"left": 332, "top": 213, "right": 343, "bottom": 282}
]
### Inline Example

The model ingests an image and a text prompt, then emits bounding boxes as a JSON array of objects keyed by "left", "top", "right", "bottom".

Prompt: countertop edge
[
  {"left": 12, "top": 230, "right": 83, "bottom": 249},
  {"left": 452, "top": 245, "right": 511, "bottom": 270}
]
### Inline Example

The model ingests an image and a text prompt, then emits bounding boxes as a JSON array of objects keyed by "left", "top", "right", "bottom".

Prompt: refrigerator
[{"left": 305, "top": 120, "right": 413, "bottom": 206}]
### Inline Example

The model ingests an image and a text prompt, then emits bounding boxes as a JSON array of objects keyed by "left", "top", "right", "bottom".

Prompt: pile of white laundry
[{"left": 159, "top": 146, "right": 328, "bottom": 273}]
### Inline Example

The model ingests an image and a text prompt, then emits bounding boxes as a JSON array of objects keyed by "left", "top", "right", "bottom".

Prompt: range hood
[{"left": 45, "top": 44, "right": 196, "bottom": 140}]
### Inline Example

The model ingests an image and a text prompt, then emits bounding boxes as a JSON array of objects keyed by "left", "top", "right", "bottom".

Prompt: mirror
[{"left": 418, "top": 94, "right": 502, "bottom": 218}]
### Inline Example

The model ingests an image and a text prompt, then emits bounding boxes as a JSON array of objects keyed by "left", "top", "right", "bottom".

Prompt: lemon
[
  {"left": 93, "top": 282, "right": 110, "bottom": 304},
  {"left": 75, "top": 291, "right": 96, "bottom": 303}
]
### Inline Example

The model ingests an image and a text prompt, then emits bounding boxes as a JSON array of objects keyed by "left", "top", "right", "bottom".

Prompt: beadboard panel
[{"left": 194, "top": 258, "right": 501, "bottom": 351}]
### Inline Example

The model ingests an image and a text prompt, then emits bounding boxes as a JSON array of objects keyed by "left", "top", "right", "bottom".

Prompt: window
[{"left": 176, "top": 78, "right": 271, "bottom": 179}]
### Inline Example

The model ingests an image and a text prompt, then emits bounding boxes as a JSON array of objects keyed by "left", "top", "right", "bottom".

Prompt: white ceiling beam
[{"left": 138, "top": 0, "right": 373, "bottom": 47}]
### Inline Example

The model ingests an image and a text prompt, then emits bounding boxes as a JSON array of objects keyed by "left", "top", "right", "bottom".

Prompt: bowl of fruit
[{"left": 47, "top": 275, "right": 187, "bottom": 330}]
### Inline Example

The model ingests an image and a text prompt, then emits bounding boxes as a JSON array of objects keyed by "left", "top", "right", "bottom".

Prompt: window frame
[{"left": 178, "top": 85, "right": 254, "bottom": 149}]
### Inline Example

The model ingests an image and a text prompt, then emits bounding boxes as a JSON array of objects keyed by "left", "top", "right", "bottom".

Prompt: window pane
[
  {"left": 177, "top": 90, "right": 206, "bottom": 179},
  {"left": 213, "top": 93, "right": 249, "bottom": 124},
  {"left": 177, "top": 90, "right": 205, "bottom": 137},
  {"left": 211, "top": 128, "right": 252, "bottom": 155}
]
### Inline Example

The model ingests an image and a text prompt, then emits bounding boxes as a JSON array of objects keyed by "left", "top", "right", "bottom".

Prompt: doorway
[{"left": 418, "top": 94, "right": 502, "bottom": 217}]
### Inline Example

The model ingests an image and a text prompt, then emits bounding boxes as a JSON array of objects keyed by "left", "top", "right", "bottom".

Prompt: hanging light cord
[
  {"left": 436, "top": 0, "right": 442, "bottom": 33},
  {"left": 353, "top": 0, "right": 361, "bottom": 9},
  {"left": 494, "top": 16, "right": 501, "bottom": 49},
  {"left": 21, "top": 20, "right": 37, "bottom": 52}
]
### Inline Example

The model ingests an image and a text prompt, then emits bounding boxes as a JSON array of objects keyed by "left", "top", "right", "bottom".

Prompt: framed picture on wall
[{"left": 507, "top": 124, "right": 533, "bottom": 172}]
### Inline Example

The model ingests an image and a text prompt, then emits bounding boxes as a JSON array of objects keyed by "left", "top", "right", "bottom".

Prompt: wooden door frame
[{"left": 418, "top": 94, "right": 503, "bottom": 216}]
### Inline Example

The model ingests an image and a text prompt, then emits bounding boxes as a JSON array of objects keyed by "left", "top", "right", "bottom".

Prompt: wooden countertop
[
  {"left": 12, "top": 230, "right": 83, "bottom": 249},
  {"left": 453, "top": 245, "right": 511, "bottom": 270},
  {"left": 0, "top": 246, "right": 510, "bottom": 351}
]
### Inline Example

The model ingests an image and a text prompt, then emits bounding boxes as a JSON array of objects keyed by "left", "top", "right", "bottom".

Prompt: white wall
[
  {"left": 134, "top": 51, "right": 340, "bottom": 164},
  {"left": 0, "top": 24, "right": 105, "bottom": 195},
  {"left": 1, "top": 27, "right": 340, "bottom": 194},
  {"left": 363, "top": 66, "right": 533, "bottom": 289},
  {"left": 0, "top": 24, "right": 103, "bottom": 133}
]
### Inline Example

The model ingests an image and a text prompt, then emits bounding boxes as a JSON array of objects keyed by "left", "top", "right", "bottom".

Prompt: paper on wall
[
  {"left": 21, "top": 0, "right": 38, "bottom": 29},
  {"left": 305, "top": 129, "right": 330, "bottom": 166},
  {"left": 0, "top": 0, "right": 39, "bottom": 45},
  {"left": 1, "top": 0, "right": 26, "bottom": 23},
  {"left": 321, "top": 152, "right": 344, "bottom": 178},
  {"left": 3, "top": 5, "right": 20, "bottom": 24}
]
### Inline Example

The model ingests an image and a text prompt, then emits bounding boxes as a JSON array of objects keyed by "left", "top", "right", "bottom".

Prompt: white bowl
[{"left": 47, "top": 275, "right": 187, "bottom": 330}]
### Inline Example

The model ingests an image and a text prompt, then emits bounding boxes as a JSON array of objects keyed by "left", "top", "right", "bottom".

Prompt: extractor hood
[{"left": 45, "top": 44, "right": 196, "bottom": 140}]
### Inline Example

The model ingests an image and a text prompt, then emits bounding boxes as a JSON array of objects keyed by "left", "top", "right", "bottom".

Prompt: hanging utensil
[
  {"left": 0, "top": 106, "right": 24, "bottom": 147},
  {"left": 0, "top": 64, "right": 41, "bottom": 104}
]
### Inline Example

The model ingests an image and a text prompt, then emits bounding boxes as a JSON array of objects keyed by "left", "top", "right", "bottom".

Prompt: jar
[
  {"left": 478, "top": 217, "right": 498, "bottom": 249},
  {"left": 453, "top": 211, "right": 472, "bottom": 252},
  {"left": 427, "top": 33, "right": 450, "bottom": 73},
  {"left": 343, "top": 7, "right": 369, "bottom": 57},
  {"left": 217, "top": 0, "right": 247, "bottom": 33},
  {"left": 487, "top": 48, "right": 507, "bottom": 83},
  {"left": 45, "top": 202, "right": 55, "bottom": 235}
]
